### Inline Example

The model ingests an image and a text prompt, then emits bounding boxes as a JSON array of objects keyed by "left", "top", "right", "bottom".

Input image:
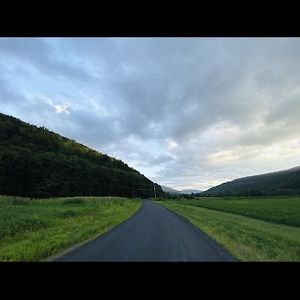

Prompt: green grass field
[
  {"left": 158, "top": 197, "right": 300, "bottom": 261},
  {"left": 0, "top": 196, "right": 141, "bottom": 261},
  {"left": 168, "top": 196, "right": 300, "bottom": 227}
]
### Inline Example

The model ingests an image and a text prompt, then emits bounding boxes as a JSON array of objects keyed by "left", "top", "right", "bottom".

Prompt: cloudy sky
[{"left": 1, "top": 38, "right": 300, "bottom": 190}]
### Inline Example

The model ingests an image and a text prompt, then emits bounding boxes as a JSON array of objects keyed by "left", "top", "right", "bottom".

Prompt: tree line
[{"left": 0, "top": 113, "right": 164, "bottom": 198}]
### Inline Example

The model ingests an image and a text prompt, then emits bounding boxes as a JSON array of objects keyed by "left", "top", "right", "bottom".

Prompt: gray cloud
[
  {"left": 0, "top": 76, "right": 23, "bottom": 104},
  {"left": 1, "top": 38, "right": 300, "bottom": 190},
  {"left": 0, "top": 38, "right": 96, "bottom": 83}
]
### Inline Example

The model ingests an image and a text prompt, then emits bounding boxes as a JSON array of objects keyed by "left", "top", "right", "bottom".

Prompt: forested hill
[
  {"left": 202, "top": 166, "right": 300, "bottom": 196},
  {"left": 0, "top": 112, "right": 163, "bottom": 198}
]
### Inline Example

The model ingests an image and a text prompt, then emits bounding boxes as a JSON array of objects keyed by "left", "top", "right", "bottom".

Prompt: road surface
[{"left": 56, "top": 200, "right": 235, "bottom": 261}]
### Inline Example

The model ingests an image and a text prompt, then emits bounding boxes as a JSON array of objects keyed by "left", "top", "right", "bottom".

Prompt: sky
[{"left": 1, "top": 37, "right": 300, "bottom": 191}]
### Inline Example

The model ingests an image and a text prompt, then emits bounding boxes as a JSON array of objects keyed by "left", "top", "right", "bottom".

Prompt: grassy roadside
[
  {"left": 158, "top": 201, "right": 300, "bottom": 261},
  {"left": 0, "top": 196, "right": 141, "bottom": 261}
]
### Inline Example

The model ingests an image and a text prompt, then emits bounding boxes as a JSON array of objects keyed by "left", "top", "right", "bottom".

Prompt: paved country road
[{"left": 56, "top": 200, "right": 235, "bottom": 261}]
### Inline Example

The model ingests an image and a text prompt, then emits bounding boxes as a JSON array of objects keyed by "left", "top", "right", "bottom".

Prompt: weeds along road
[{"left": 56, "top": 199, "right": 235, "bottom": 261}]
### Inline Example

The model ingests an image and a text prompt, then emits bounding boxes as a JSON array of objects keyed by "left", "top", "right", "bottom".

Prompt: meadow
[
  {"left": 168, "top": 196, "right": 300, "bottom": 227},
  {"left": 158, "top": 197, "right": 300, "bottom": 261},
  {"left": 0, "top": 196, "right": 141, "bottom": 261}
]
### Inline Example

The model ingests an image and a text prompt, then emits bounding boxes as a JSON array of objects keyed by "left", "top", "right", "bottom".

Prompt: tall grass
[{"left": 0, "top": 196, "right": 141, "bottom": 261}]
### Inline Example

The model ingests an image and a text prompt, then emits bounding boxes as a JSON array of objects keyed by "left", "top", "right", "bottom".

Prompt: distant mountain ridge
[
  {"left": 0, "top": 112, "right": 164, "bottom": 198},
  {"left": 203, "top": 166, "right": 300, "bottom": 196},
  {"left": 161, "top": 186, "right": 181, "bottom": 194},
  {"left": 180, "top": 189, "right": 203, "bottom": 194},
  {"left": 162, "top": 186, "right": 202, "bottom": 195}
]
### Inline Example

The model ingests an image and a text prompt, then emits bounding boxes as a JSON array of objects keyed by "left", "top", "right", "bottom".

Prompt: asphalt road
[{"left": 56, "top": 200, "right": 235, "bottom": 261}]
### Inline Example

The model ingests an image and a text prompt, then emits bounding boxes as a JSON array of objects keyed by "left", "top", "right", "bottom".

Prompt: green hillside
[
  {"left": 202, "top": 167, "right": 300, "bottom": 196},
  {"left": 0, "top": 112, "right": 163, "bottom": 198}
]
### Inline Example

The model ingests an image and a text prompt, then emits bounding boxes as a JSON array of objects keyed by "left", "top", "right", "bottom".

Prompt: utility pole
[{"left": 153, "top": 184, "right": 157, "bottom": 199}]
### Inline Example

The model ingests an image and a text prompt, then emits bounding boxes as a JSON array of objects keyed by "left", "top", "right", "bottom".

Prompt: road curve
[{"left": 56, "top": 200, "right": 235, "bottom": 261}]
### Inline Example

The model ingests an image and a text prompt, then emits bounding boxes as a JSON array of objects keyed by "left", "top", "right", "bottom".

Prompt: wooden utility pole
[{"left": 153, "top": 184, "right": 157, "bottom": 199}]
